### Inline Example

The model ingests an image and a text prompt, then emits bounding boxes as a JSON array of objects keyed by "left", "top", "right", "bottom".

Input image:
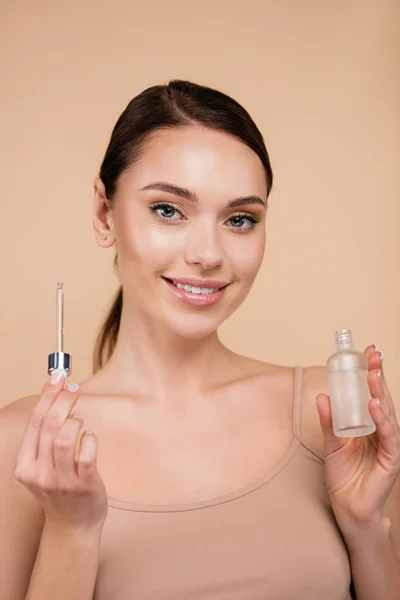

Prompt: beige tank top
[{"left": 94, "top": 366, "right": 355, "bottom": 599}]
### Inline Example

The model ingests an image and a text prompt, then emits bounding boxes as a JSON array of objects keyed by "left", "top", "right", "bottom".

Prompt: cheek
[
  {"left": 121, "top": 221, "right": 182, "bottom": 265},
  {"left": 230, "top": 237, "right": 265, "bottom": 279}
]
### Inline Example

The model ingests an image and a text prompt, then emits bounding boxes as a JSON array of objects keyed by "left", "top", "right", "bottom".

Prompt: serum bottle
[{"left": 326, "top": 328, "right": 376, "bottom": 438}]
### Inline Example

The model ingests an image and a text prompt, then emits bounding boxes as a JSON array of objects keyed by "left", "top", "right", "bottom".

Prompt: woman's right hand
[{"left": 14, "top": 373, "right": 108, "bottom": 532}]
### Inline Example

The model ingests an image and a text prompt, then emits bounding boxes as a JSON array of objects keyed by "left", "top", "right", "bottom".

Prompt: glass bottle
[{"left": 326, "top": 328, "right": 376, "bottom": 438}]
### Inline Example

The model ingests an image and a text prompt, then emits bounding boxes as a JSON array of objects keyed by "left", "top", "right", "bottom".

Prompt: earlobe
[
  {"left": 94, "top": 230, "right": 115, "bottom": 248},
  {"left": 92, "top": 219, "right": 115, "bottom": 246},
  {"left": 93, "top": 176, "right": 115, "bottom": 244}
]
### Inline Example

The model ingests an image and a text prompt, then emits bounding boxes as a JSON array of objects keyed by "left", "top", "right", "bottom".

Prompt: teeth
[{"left": 172, "top": 281, "right": 219, "bottom": 294}]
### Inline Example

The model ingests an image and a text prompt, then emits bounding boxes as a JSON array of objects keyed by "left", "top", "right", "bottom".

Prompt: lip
[
  {"left": 162, "top": 277, "right": 229, "bottom": 307},
  {"left": 161, "top": 276, "right": 230, "bottom": 289}
]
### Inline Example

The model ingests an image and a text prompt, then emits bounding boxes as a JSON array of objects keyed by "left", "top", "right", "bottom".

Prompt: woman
[{"left": 1, "top": 80, "right": 399, "bottom": 600}]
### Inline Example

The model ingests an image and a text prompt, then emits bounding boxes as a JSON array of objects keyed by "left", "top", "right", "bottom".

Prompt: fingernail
[
  {"left": 379, "top": 351, "right": 383, "bottom": 361},
  {"left": 50, "top": 372, "right": 63, "bottom": 385},
  {"left": 66, "top": 382, "right": 80, "bottom": 392},
  {"left": 377, "top": 369, "right": 381, "bottom": 379}
]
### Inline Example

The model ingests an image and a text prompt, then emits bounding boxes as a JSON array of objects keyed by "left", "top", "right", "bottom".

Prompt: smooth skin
[
  {"left": 16, "top": 124, "right": 400, "bottom": 548},
  {"left": 14, "top": 374, "right": 108, "bottom": 531},
  {"left": 90, "top": 125, "right": 268, "bottom": 403},
  {"left": 1, "top": 125, "right": 399, "bottom": 600}
]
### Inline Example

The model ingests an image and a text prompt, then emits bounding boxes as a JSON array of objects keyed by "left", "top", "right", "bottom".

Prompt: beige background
[{"left": 0, "top": 0, "right": 398, "bottom": 406}]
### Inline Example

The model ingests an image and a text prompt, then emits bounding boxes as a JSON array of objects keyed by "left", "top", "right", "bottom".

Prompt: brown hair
[{"left": 92, "top": 79, "right": 274, "bottom": 374}]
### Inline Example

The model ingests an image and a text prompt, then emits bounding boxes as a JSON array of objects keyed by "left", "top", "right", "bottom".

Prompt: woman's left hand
[{"left": 316, "top": 345, "right": 400, "bottom": 529}]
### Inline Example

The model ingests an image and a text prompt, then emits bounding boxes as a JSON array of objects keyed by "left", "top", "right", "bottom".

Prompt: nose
[{"left": 183, "top": 223, "right": 223, "bottom": 270}]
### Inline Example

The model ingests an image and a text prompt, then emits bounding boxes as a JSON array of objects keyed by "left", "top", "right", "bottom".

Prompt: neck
[{"left": 97, "top": 302, "right": 234, "bottom": 404}]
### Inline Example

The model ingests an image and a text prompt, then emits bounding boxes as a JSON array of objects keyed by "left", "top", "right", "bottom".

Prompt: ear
[{"left": 93, "top": 176, "right": 115, "bottom": 247}]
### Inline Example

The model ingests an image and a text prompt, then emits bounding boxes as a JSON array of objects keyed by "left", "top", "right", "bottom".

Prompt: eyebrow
[{"left": 138, "top": 182, "right": 267, "bottom": 209}]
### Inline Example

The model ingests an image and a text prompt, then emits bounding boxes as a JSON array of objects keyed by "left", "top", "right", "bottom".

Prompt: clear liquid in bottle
[{"left": 326, "top": 329, "right": 376, "bottom": 438}]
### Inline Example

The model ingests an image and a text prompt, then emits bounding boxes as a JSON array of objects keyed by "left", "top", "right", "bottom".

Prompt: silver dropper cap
[{"left": 47, "top": 282, "right": 71, "bottom": 377}]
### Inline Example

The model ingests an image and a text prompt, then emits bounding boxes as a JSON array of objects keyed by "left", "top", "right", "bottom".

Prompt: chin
[{"left": 164, "top": 314, "right": 224, "bottom": 340}]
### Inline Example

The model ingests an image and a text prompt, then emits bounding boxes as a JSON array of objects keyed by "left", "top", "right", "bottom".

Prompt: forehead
[{"left": 120, "top": 125, "right": 268, "bottom": 199}]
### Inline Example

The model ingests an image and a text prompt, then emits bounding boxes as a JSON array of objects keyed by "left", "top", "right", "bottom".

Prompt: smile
[{"left": 161, "top": 277, "right": 229, "bottom": 307}]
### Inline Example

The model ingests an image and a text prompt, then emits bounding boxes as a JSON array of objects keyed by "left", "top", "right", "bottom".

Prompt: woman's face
[{"left": 94, "top": 125, "right": 268, "bottom": 339}]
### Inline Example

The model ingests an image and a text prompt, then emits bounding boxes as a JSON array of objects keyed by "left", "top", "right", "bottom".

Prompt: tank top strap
[
  {"left": 292, "top": 365, "right": 325, "bottom": 463},
  {"left": 292, "top": 365, "right": 304, "bottom": 437}
]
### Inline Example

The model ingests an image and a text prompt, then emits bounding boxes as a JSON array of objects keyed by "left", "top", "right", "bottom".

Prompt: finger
[
  {"left": 373, "top": 349, "right": 392, "bottom": 401},
  {"left": 367, "top": 369, "right": 390, "bottom": 418},
  {"left": 365, "top": 347, "right": 391, "bottom": 402},
  {"left": 369, "top": 398, "right": 400, "bottom": 475},
  {"left": 37, "top": 385, "right": 81, "bottom": 469},
  {"left": 77, "top": 431, "right": 98, "bottom": 481},
  {"left": 17, "top": 374, "right": 67, "bottom": 465},
  {"left": 367, "top": 362, "right": 397, "bottom": 427},
  {"left": 53, "top": 415, "right": 85, "bottom": 478},
  {"left": 365, "top": 347, "right": 384, "bottom": 375},
  {"left": 364, "top": 344, "right": 378, "bottom": 361},
  {"left": 316, "top": 393, "right": 346, "bottom": 455}
]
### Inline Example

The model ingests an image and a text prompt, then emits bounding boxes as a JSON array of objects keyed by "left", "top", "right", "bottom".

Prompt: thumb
[{"left": 316, "top": 393, "right": 344, "bottom": 455}]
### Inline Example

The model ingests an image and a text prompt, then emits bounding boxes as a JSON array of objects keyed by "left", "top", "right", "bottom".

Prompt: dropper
[{"left": 47, "top": 282, "right": 71, "bottom": 380}]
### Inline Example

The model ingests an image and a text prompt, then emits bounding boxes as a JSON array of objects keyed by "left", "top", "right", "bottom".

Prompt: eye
[
  {"left": 150, "top": 203, "right": 183, "bottom": 221},
  {"left": 228, "top": 214, "right": 260, "bottom": 231}
]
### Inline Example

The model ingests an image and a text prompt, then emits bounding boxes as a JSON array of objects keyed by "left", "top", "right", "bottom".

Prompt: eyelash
[{"left": 149, "top": 202, "right": 260, "bottom": 232}]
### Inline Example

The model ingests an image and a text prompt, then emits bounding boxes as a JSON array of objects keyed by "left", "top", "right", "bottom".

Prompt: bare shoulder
[
  {"left": 228, "top": 353, "right": 294, "bottom": 382},
  {"left": 0, "top": 394, "right": 40, "bottom": 443},
  {"left": 0, "top": 394, "right": 43, "bottom": 510},
  {"left": 0, "top": 396, "right": 45, "bottom": 597},
  {"left": 299, "top": 365, "right": 329, "bottom": 455},
  {"left": 0, "top": 393, "right": 40, "bottom": 414},
  {"left": 0, "top": 394, "right": 41, "bottom": 448},
  {"left": 235, "top": 358, "right": 327, "bottom": 453},
  {"left": 241, "top": 360, "right": 328, "bottom": 455}
]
